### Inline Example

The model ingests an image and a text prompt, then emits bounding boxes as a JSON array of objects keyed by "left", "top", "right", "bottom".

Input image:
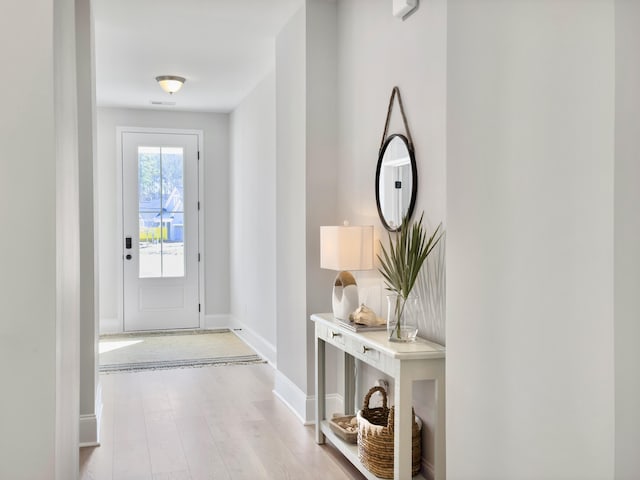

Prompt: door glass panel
[
  {"left": 161, "top": 147, "right": 185, "bottom": 277},
  {"left": 138, "top": 147, "right": 161, "bottom": 209},
  {"left": 138, "top": 146, "right": 185, "bottom": 278},
  {"left": 138, "top": 210, "right": 162, "bottom": 278}
]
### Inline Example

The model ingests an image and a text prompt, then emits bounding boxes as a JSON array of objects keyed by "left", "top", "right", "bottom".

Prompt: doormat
[{"left": 99, "top": 329, "right": 264, "bottom": 373}]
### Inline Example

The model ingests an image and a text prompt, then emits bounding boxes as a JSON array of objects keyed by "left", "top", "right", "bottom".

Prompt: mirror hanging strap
[{"left": 379, "top": 86, "right": 414, "bottom": 153}]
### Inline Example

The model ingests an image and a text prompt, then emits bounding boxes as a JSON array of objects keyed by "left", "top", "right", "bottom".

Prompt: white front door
[{"left": 121, "top": 131, "right": 200, "bottom": 331}]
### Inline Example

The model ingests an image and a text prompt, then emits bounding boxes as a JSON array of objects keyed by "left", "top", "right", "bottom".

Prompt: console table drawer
[
  {"left": 352, "top": 341, "right": 385, "bottom": 368},
  {"left": 318, "top": 323, "right": 387, "bottom": 371},
  {"left": 317, "top": 323, "right": 347, "bottom": 348}
]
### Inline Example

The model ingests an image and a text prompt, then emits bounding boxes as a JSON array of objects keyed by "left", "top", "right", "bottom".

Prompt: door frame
[{"left": 115, "top": 126, "right": 205, "bottom": 332}]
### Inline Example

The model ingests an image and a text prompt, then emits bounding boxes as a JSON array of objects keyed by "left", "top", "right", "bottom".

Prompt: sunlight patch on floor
[{"left": 99, "top": 339, "right": 144, "bottom": 354}]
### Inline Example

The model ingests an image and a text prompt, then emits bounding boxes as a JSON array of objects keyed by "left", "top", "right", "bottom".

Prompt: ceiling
[{"left": 94, "top": 0, "right": 302, "bottom": 113}]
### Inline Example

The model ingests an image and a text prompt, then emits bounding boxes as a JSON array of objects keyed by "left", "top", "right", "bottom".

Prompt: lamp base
[{"left": 332, "top": 271, "right": 359, "bottom": 321}]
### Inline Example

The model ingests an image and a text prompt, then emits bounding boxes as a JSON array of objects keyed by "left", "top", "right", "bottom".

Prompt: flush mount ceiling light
[{"left": 155, "top": 75, "right": 186, "bottom": 94}]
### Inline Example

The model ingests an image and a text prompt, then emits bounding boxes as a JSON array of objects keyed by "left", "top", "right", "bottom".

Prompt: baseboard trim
[
  {"left": 203, "top": 314, "right": 234, "bottom": 330},
  {"left": 272, "top": 373, "right": 346, "bottom": 426},
  {"left": 79, "top": 414, "right": 99, "bottom": 447},
  {"left": 79, "top": 383, "right": 103, "bottom": 447},
  {"left": 231, "top": 321, "right": 277, "bottom": 367},
  {"left": 273, "top": 371, "right": 313, "bottom": 425},
  {"left": 325, "top": 393, "right": 345, "bottom": 417},
  {"left": 101, "top": 315, "right": 234, "bottom": 334}
]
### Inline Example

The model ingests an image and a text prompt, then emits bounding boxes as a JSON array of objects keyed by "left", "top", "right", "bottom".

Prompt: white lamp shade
[{"left": 320, "top": 225, "right": 374, "bottom": 271}]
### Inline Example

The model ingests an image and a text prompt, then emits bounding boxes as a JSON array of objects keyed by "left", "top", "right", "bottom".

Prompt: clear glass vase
[{"left": 386, "top": 293, "right": 419, "bottom": 342}]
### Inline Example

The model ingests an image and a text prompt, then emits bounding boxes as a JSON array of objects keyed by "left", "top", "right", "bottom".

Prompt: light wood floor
[{"left": 80, "top": 363, "right": 365, "bottom": 480}]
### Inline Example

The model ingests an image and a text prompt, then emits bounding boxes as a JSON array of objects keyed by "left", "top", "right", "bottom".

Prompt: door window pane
[
  {"left": 138, "top": 147, "right": 161, "bottom": 209},
  {"left": 138, "top": 211, "right": 162, "bottom": 278},
  {"left": 138, "top": 146, "right": 185, "bottom": 278}
]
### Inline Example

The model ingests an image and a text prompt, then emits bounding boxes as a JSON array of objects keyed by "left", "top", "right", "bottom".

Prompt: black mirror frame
[{"left": 375, "top": 133, "right": 418, "bottom": 232}]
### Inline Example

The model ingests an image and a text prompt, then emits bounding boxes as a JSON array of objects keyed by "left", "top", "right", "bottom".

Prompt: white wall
[
  {"left": 334, "top": 0, "right": 447, "bottom": 474},
  {"left": 337, "top": 0, "right": 446, "bottom": 233},
  {"left": 337, "top": 0, "right": 447, "bottom": 343},
  {"left": 229, "top": 70, "right": 277, "bottom": 363},
  {"left": 1, "top": 0, "right": 80, "bottom": 478},
  {"left": 272, "top": 1, "right": 341, "bottom": 420},
  {"left": 305, "top": 0, "right": 339, "bottom": 396},
  {"left": 96, "top": 107, "right": 229, "bottom": 331},
  {"left": 447, "top": 2, "right": 615, "bottom": 479},
  {"left": 614, "top": 1, "right": 640, "bottom": 477},
  {"left": 275, "top": 6, "right": 308, "bottom": 395}
]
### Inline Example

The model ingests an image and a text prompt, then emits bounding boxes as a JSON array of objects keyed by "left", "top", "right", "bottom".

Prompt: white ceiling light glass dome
[{"left": 155, "top": 75, "right": 186, "bottom": 94}]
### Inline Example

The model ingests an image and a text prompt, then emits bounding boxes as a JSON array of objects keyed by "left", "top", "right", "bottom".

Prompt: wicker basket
[{"left": 356, "top": 386, "right": 422, "bottom": 479}]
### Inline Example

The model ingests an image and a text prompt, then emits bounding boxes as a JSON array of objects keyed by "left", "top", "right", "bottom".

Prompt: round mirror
[{"left": 375, "top": 134, "right": 417, "bottom": 232}]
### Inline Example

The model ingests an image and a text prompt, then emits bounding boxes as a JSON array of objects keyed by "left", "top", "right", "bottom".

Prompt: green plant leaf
[{"left": 377, "top": 213, "right": 444, "bottom": 299}]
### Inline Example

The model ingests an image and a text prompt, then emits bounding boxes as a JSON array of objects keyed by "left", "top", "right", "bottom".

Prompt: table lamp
[{"left": 320, "top": 223, "right": 374, "bottom": 321}]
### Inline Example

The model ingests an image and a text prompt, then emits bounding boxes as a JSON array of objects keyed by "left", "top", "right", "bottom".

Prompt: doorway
[{"left": 120, "top": 129, "right": 201, "bottom": 331}]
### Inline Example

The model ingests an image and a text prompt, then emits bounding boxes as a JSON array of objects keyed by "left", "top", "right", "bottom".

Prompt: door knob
[{"left": 126, "top": 254, "right": 132, "bottom": 260}]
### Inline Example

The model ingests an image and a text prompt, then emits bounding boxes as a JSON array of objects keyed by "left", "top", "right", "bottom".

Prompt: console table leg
[
  {"left": 433, "top": 361, "right": 446, "bottom": 480},
  {"left": 344, "top": 353, "right": 356, "bottom": 415},
  {"left": 315, "top": 336, "right": 326, "bottom": 444},
  {"left": 394, "top": 369, "right": 412, "bottom": 479}
]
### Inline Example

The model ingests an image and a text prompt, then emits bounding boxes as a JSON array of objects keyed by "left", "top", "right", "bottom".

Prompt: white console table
[{"left": 311, "top": 313, "right": 446, "bottom": 480}]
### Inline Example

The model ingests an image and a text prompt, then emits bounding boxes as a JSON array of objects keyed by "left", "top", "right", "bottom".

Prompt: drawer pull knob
[
  {"left": 362, "top": 345, "right": 373, "bottom": 354},
  {"left": 331, "top": 331, "right": 341, "bottom": 338}
]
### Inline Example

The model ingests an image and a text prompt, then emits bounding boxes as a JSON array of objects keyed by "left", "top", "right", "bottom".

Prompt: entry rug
[{"left": 99, "top": 329, "right": 265, "bottom": 373}]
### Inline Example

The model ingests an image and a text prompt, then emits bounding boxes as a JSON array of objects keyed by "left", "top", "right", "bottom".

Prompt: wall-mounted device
[{"left": 393, "top": 0, "right": 418, "bottom": 20}]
